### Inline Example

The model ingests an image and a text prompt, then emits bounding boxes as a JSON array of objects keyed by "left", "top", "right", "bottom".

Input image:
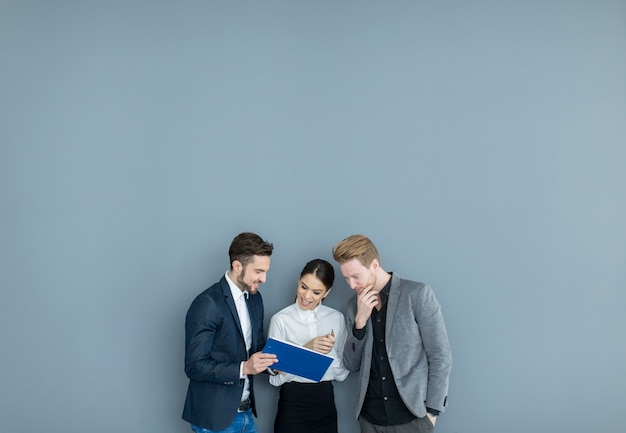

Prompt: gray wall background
[{"left": 1, "top": 2, "right": 625, "bottom": 432}]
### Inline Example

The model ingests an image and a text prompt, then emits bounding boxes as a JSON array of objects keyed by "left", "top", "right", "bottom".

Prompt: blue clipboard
[{"left": 262, "top": 337, "right": 333, "bottom": 382}]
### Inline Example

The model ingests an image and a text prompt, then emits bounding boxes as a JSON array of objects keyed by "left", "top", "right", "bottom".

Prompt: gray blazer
[{"left": 343, "top": 272, "right": 452, "bottom": 420}]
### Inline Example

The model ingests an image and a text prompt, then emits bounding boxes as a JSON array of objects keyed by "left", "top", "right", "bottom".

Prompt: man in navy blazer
[
  {"left": 333, "top": 234, "right": 452, "bottom": 433},
  {"left": 182, "top": 232, "right": 278, "bottom": 432}
]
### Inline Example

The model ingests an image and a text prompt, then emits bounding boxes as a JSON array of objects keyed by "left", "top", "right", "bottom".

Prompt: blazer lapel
[
  {"left": 385, "top": 273, "right": 400, "bottom": 340},
  {"left": 221, "top": 277, "right": 245, "bottom": 339}
]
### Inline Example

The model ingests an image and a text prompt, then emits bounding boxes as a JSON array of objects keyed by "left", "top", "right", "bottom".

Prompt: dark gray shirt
[{"left": 357, "top": 277, "right": 416, "bottom": 426}]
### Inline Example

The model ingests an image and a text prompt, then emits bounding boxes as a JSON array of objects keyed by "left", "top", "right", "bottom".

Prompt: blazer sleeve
[
  {"left": 184, "top": 293, "right": 242, "bottom": 384},
  {"left": 343, "top": 296, "right": 366, "bottom": 372},
  {"left": 329, "top": 312, "right": 350, "bottom": 382},
  {"left": 414, "top": 284, "right": 452, "bottom": 412}
]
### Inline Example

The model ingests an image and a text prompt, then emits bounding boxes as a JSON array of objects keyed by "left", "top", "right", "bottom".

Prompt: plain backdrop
[{"left": 1, "top": 2, "right": 625, "bottom": 433}]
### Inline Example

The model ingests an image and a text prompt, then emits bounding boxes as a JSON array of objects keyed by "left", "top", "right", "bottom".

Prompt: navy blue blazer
[{"left": 182, "top": 276, "right": 266, "bottom": 430}]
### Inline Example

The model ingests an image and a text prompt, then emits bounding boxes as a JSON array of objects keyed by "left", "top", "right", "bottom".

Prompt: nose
[{"left": 258, "top": 273, "right": 266, "bottom": 284}]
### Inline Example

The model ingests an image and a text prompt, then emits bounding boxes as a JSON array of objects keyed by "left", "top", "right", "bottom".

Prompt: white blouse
[{"left": 268, "top": 302, "right": 349, "bottom": 386}]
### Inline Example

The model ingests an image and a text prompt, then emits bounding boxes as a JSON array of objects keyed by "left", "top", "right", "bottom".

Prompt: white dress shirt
[
  {"left": 268, "top": 302, "right": 349, "bottom": 386},
  {"left": 225, "top": 272, "right": 251, "bottom": 401}
]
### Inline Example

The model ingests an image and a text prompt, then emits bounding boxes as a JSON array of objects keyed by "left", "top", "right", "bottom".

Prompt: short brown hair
[
  {"left": 332, "top": 234, "right": 379, "bottom": 267},
  {"left": 229, "top": 232, "right": 274, "bottom": 268}
]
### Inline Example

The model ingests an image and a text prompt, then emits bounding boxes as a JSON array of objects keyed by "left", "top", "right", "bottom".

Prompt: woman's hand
[{"left": 304, "top": 332, "right": 335, "bottom": 354}]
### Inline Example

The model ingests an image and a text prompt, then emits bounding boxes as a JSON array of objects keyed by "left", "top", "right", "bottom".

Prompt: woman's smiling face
[{"left": 296, "top": 273, "right": 330, "bottom": 310}]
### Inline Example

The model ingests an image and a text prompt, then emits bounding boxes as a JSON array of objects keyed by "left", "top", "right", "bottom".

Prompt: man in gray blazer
[{"left": 333, "top": 234, "right": 452, "bottom": 433}]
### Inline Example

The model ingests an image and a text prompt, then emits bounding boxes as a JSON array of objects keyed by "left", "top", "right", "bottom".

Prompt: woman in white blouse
[{"left": 268, "top": 258, "right": 349, "bottom": 433}]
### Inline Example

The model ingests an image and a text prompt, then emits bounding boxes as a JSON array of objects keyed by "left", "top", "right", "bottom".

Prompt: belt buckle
[{"left": 237, "top": 398, "right": 251, "bottom": 412}]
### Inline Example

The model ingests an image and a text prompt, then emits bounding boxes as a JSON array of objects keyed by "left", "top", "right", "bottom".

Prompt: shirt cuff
[
  {"left": 426, "top": 407, "right": 440, "bottom": 416},
  {"left": 352, "top": 325, "right": 366, "bottom": 340},
  {"left": 240, "top": 362, "right": 246, "bottom": 379}
]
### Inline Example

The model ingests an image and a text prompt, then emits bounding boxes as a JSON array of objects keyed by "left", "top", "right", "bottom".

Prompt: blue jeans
[{"left": 191, "top": 410, "right": 258, "bottom": 433}]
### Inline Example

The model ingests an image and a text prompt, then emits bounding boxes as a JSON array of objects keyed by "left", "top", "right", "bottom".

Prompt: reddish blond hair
[{"left": 332, "top": 234, "right": 379, "bottom": 267}]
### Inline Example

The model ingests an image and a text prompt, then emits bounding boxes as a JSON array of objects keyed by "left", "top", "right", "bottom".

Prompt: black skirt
[{"left": 274, "top": 381, "right": 337, "bottom": 433}]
